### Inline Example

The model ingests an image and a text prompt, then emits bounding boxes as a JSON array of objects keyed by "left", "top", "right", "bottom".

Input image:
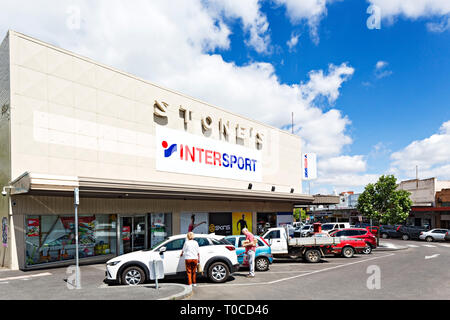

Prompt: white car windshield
[{"left": 321, "top": 225, "right": 334, "bottom": 230}]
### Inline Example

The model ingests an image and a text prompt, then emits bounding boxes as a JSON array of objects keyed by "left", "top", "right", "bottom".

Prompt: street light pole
[{"left": 74, "top": 187, "right": 81, "bottom": 289}]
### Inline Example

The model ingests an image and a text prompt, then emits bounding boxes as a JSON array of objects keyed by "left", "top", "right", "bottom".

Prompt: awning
[
  {"left": 9, "top": 172, "right": 314, "bottom": 205},
  {"left": 412, "top": 206, "right": 450, "bottom": 212}
]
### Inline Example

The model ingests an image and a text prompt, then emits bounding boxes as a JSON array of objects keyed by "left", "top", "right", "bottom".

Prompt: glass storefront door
[{"left": 120, "top": 216, "right": 147, "bottom": 254}]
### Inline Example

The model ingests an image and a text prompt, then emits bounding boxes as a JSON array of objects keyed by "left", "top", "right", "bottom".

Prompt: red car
[
  {"left": 313, "top": 233, "right": 367, "bottom": 258},
  {"left": 331, "top": 228, "right": 377, "bottom": 254}
]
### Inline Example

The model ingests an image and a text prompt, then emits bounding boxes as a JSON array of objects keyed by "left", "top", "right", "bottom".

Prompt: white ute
[{"left": 262, "top": 227, "right": 341, "bottom": 263}]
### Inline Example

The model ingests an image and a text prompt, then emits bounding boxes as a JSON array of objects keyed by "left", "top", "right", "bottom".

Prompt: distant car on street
[
  {"left": 399, "top": 225, "right": 429, "bottom": 240},
  {"left": 354, "top": 223, "right": 379, "bottom": 236},
  {"left": 330, "top": 228, "right": 377, "bottom": 254},
  {"left": 293, "top": 222, "right": 304, "bottom": 228},
  {"left": 314, "top": 232, "right": 367, "bottom": 258},
  {"left": 419, "top": 229, "right": 449, "bottom": 242},
  {"left": 380, "top": 225, "right": 403, "bottom": 239},
  {"left": 321, "top": 222, "right": 351, "bottom": 234},
  {"left": 295, "top": 224, "right": 313, "bottom": 237},
  {"left": 446, "top": 230, "right": 450, "bottom": 242},
  {"left": 224, "top": 235, "right": 273, "bottom": 271}
]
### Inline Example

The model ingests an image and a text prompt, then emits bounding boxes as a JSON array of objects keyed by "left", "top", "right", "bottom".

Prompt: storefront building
[{"left": 0, "top": 31, "right": 313, "bottom": 270}]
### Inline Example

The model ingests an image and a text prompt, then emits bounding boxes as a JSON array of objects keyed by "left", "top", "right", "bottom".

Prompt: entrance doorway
[{"left": 120, "top": 216, "right": 147, "bottom": 254}]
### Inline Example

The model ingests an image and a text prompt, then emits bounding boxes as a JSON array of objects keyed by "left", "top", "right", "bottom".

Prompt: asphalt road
[
  {"left": 188, "top": 239, "right": 450, "bottom": 300},
  {"left": 0, "top": 239, "right": 448, "bottom": 300}
]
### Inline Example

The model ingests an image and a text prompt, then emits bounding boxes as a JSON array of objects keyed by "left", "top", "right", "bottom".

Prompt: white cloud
[
  {"left": 368, "top": 0, "right": 450, "bottom": 19},
  {"left": 204, "top": 0, "right": 271, "bottom": 53},
  {"left": 390, "top": 120, "right": 450, "bottom": 180},
  {"left": 287, "top": 32, "right": 300, "bottom": 51},
  {"left": 299, "top": 63, "right": 355, "bottom": 105},
  {"left": 319, "top": 155, "right": 367, "bottom": 174},
  {"left": 273, "top": 0, "right": 335, "bottom": 44},
  {"left": 376, "top": 61, "right": 387, "bottom": 69},
  {"left": 368, "top": 0, "right": 450, "bottom": 31},
  {"left": 426, "top": 16, "right": 450, "bottom": 32},
  {"left": 374, "top": 60, "right": 393, "bottom": 79},
  {"left": 0, "top": 0, "right": 361, "bottom": 194}
]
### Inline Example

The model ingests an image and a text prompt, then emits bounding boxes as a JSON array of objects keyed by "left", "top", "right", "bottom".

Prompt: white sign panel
[
  {"left": 156, "top": 127, "right": 262, "bottom": 182},
  {"left": 302, "top": 153, "right": 317, "bottom": 180}
]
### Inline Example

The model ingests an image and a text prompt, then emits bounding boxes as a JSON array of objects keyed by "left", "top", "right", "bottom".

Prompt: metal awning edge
[{"left": 10, "top": 172, "right": 314, "bottom": 204}]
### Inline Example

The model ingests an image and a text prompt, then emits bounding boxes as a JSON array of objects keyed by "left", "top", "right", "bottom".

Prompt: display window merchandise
[{"left": 25, "top": 215, "right": 117, "bottom": 267}]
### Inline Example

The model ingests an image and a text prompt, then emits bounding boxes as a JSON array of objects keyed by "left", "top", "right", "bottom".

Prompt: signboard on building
[
  {"left": 302, "top": 153, "right": 317, "bottom": 180},
  {"left": 209, "top": 213, "right": 232, "bottom": 236},
  {"left": 156, "top": 127, "right": 262, "bottom": 182}
]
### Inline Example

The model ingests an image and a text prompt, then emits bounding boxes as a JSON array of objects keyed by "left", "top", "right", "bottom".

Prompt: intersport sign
[{"left": 156, "top": 127, "right": 262, "bottom": 182}]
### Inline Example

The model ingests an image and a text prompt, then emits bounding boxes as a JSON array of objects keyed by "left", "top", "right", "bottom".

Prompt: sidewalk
[{"left": 0, "top": 264, "right": 192, "bottom": 300}]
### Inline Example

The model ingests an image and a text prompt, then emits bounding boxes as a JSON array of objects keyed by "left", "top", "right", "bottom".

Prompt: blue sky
[{"left": 1, "top": 0, "right": 449, "bottom": 194}]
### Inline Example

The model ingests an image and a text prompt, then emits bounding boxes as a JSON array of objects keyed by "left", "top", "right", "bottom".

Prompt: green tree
[
  {"left": 293, "top": 208, "right": 300, "bottom": 221},
  {"left": 357, "top": 175, "right": 413, "bottom": 245}
]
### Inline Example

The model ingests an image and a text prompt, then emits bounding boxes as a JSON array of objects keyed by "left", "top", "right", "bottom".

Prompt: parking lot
[
  {"left": 188, "top": 238, "right": 450, "bottom": 300},
  {"left": 0, "top": 238, "right": 448, "bottom": 300}
]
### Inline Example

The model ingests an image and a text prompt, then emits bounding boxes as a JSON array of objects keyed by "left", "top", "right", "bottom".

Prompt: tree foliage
[{"left": 357, "top": 175, "right": 412, "bottom": 225}]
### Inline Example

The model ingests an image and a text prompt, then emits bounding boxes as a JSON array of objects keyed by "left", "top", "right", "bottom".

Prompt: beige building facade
[{"left": 0, "top": 31, "right": 312, "bottom": 270}]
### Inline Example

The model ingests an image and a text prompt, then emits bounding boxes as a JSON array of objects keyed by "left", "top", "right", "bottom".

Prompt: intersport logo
[{"left": 161, "top": 140, "right": 258, "bottom": 172}]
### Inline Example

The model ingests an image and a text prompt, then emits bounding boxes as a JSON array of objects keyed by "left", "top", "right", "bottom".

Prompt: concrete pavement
[{"left": 0, "top": 263, "right": 192, "bottom": 300}]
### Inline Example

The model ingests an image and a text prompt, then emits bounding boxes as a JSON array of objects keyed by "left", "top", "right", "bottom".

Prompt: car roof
[{"left": 167, "top": 233, "right": 222, "bottom": 241}]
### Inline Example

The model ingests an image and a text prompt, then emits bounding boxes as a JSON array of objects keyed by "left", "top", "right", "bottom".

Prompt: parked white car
[
  {"left": 321, "top": 223, "right": 351, "bottom": 234},
  {"left": 105, "top": 234, "right": 239, "bottom": 285},
  {"left": 419, "top": 229, "right": 449, "bottom": 242},
  {"left": 293, "top": 222, "right": 304, "bottom": 228}
]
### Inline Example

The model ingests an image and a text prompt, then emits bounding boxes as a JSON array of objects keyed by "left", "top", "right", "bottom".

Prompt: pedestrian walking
[
  {"left": 180, "top": 232, "right": 200, "bottom": 287},
  {"left": 242, "top": 228, "right": 257, "bottom": 278}
]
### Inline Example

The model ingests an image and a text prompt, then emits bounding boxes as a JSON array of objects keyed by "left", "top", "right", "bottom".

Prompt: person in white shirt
[{"left": 180, "top": 232, "right": 200, "bottom": 287}]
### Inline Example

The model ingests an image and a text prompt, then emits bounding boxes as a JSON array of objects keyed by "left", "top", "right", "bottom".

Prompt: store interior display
[{"left": 25, "top": 214, "right": 117, "bottom": 266}]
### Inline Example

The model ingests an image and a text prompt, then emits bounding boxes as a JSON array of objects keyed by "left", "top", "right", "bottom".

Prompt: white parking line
[
  {"left": 0, "top": 282, "right": 9, "bottom": 284},
  {"left": 422, "top": 244, "right": 436, "bottom": 248},
  {"left": 197, "top": 253, "right": 395, "bottom": 288},
  {"left": 438, "top": 243, "right": 450, "bottom": 247},
  {"left": 0, "top": 272, "right": 52, "bottom": 282},
  {"left": 407, "top": 244, "right": 419, "bottom": 248},
  {"left": 262, "top": 271, "right": 315, "bottom": 274}
]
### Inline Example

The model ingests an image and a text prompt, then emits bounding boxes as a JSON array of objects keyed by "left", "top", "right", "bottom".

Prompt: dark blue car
[{"left": 224, "top": 235, "right": 273, "bottom": 271}]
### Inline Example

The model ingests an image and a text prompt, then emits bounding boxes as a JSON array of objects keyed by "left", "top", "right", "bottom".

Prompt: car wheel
[
  {"left": 402, "top": 234, "right": 409, "bottom": 241},
  {"left": 255, "top": 257, "right": 270, "bottom": 272},
  {"left": 121, "top": 266, "right": 146, "bottom": 286},
  {"left": 304, "top": 249, "right": 321, "bottom": 263},
  {"left": 381, "top": 233, "right": 389, "bottom": 239},
  {"left": 426, "top": 236, "right": 433, "bottom": 242},
  {"left": 208, "top": 262, "right": 230, "bottom": 283},
  {"left": 342, "top": 246, "right": 355, "bottom": 258},
  {"left": 363, "top": 244, "right": 372, "bottom": 254}
]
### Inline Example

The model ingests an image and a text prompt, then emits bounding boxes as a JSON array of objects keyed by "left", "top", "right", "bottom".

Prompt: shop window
[
  {"left": 149, "top": 213, "right": 172, "bottom": 249},
  {"left": 25, "top": 214, "right": 117, "bottom": 267}
]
